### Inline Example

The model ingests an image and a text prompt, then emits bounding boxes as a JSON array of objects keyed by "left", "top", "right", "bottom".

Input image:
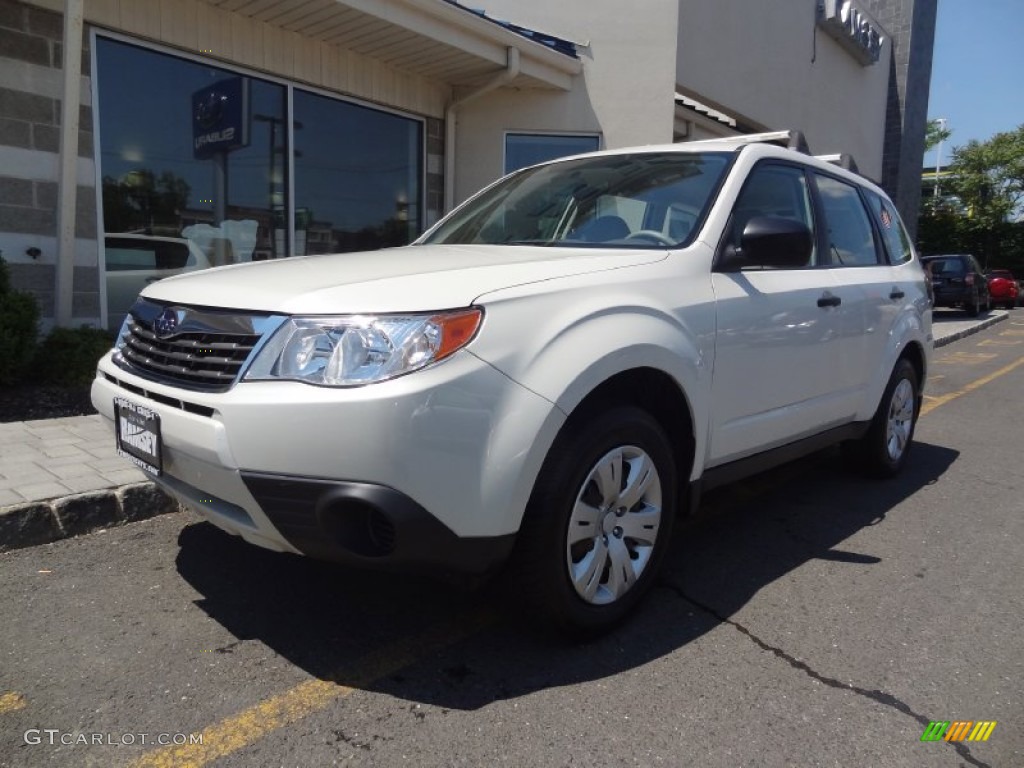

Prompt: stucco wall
[
  {"left": 452, "top": 0, "right": 679, "bottom": 204},
  {"left": 676, "top": 0, "right": 891, "bottom": 182}
]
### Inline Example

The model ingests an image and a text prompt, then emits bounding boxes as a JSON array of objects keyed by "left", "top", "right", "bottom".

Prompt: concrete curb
[
  {"left": 934, "top": 311, "right": 1008, "bottom": 348},
  {"left": 0, "top": 482, "right": 180, "bottom": 554}
]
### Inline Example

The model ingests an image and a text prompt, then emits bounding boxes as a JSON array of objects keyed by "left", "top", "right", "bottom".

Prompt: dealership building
[{"left": 0, "top": 0, "right": 936, "bottom": 331}]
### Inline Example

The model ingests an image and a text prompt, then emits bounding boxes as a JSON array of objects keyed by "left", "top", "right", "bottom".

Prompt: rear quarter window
[{"left": 867, "top": 192, "right": 914, "bottom": 265}]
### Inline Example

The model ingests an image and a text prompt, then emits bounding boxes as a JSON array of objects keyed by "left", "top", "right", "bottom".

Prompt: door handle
[
  {"left": 817, "top": 293, "right": 841, "bottom": 308},
  {"left": 889, "top": 288, "right": 905, "bottom": 300}
]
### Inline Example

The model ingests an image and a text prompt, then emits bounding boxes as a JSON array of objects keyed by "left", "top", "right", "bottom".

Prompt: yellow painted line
[
  {"left": 130, "top": 611, "right": 496, "bottom": 768},
  {"left": 0, "top": 692, "right": 27, "bottom": 714},
  {"left": 977, "top": 338, "right": 1022, "bottom": 347},
  {"left": 921, "top": 355, "right": 1024, "bottom": 416},
  {"left": 935, "top": 351, "right": 997, "bottom": 365},
  {"left": 999, "top": 329, "right": 1024, "bottom": 336}
]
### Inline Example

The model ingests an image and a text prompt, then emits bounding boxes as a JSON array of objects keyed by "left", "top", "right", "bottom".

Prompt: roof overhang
[{"left": 197, "top": 0, "right": 581, "bottom": 90}]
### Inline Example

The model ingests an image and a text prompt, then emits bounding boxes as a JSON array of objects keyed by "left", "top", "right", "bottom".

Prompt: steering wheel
[{"left": 624, "top": 230, "right": 676, "bottom": 246}]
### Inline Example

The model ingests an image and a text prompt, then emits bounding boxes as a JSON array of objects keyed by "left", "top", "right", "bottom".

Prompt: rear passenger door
[{"left": 813, "top": 176, "right": 921, "bottom": 406}]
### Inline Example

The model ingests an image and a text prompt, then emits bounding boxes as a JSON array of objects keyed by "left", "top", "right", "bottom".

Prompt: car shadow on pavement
[{"left": 175, "top": 440, "right": 958, "bottom": 711}]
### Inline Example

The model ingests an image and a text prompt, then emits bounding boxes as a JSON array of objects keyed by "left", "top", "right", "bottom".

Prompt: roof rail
[
  {"left": 685, "top": 130, "right": 811, "bottom": 154},
  {"left": 815, "top": 153, "right": 860, "bottom": 174}
]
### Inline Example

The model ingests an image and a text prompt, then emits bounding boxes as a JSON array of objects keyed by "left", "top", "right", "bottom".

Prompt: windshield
[{"left": 422, "top": 152, "right": 731, "bottom": 248}]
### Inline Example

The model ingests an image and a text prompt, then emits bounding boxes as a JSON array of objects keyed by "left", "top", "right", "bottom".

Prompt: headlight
[
  {"left": 243, "top": 308, "right": 482, "bottom": 386},
  {"left": 111, "top": 313, "right": 132, "bottom": 364}
]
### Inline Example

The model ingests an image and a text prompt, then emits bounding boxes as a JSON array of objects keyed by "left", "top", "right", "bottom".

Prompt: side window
[
  {"left": 814, "top": 175, "right": 882, "bottom": 267},
  {"left": 728, "top": 164, "right": 816, "bottom": 265},
  {"left": 867, "top": 192, "right": 913, "bottom": 264}
]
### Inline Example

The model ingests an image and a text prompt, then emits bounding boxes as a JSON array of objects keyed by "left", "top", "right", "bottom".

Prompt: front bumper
[
  {"left": 92, "top": 349, "right": 563, "bottom": 573},
  {"left": 240, "top": 472, "right": 514, "bottom": 571}
]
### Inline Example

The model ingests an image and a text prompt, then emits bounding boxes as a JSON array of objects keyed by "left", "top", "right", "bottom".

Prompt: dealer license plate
[{"left": 114, "top": 397, "right": 162, "bottom": 476}]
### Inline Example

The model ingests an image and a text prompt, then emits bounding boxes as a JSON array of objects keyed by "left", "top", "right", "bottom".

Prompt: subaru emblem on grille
[{"left": 154, "top": 308, "right": 181, "bottom": 338}]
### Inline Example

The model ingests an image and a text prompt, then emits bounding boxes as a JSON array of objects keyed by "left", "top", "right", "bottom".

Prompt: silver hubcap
[
  {"left": 566, "top": 445, "right": 662, "bottom": 605},
  {"left": 886, "top": 378, "right": 915, "bottom": 462}
]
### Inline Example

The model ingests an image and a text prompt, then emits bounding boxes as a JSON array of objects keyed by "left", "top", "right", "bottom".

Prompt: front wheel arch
[{"left": 555, "top": 367, "right": 696, "bottom": 515}]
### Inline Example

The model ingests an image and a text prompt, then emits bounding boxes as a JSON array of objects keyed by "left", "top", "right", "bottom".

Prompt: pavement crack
[{"left": 658, "top": 579, "right": 992, "bottom": 768}]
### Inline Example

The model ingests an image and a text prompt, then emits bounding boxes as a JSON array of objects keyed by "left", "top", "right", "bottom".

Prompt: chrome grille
[{"left": 115, "top": 301, "right": 273, "bottom": 392}]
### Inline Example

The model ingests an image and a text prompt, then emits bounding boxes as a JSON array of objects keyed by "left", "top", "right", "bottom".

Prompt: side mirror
[{"left": 720, "top": 216, "right": 813, "bottom": 271}]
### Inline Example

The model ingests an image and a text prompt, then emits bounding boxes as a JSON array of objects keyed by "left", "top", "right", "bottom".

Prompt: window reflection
[
  {"left": 505, "top": 133, "right": 600, "bottom": 174},
  {"left": 293, "top": 90, "right": 422, "bottom": 255},
  {"left": 95, "top": 37, "right": 424, "bottom": 330}
]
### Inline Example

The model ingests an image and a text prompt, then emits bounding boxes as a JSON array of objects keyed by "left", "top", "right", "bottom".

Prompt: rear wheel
[
  {"left": 849, "top": 358, "right": 920, "bottom": 478},
  {"left": 966, "top": 295, "right": 980, "bottom": 317},
  {"left": 506, "top": 406, "right": 677, "bottom": 637}
]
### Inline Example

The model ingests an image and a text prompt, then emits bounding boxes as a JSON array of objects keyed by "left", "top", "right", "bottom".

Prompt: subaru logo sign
[{"left": 154, "top": 308, "right": 182, "bottom": 338}]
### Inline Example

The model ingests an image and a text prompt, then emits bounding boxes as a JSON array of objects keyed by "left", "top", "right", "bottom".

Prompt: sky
[{"left": 923, "top": 0, "right": 1024, "bottom": 168}]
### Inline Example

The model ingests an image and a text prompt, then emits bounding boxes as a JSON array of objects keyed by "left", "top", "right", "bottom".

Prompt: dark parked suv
[{"left": 922, "top": 254, "right": 991, "bottom": 317}]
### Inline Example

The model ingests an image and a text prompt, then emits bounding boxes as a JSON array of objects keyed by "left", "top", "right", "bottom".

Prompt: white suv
[{"left": 92, "top": 132, "right": 932, "bottom": 634}]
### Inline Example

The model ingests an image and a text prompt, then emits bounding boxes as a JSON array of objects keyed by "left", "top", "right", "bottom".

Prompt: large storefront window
[
  {"left": 94, "top": 37, "right": 423, "bottom": 329},
  {"left": 294, "top": 91, "right": 422, "bottom": 254}
]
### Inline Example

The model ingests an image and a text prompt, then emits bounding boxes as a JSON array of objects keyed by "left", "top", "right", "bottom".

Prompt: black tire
[
  {"left": 505, "top": 406, "right": 677, "bottom": 637},
  {"left": 966, "top": 296, "right": 980, "bottom": 317},
  {"left": 849, "top": 358, "right": 919, "bottom": 478}
]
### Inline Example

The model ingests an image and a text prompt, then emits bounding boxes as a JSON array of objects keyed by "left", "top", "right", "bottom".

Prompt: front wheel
[
  {"left": 849, "top": 359, "right": 920, "bottom": 478},
  {"left": 506, "top": 406, "right": 678, "bottom": 637}
]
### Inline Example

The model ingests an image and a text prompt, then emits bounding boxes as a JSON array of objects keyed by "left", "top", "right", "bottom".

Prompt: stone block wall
[
  {"left": 864, "top": 0, "right": 937, "bottom": 240},
  {"left": 0, "top": 0, "right": 101, "bottom": 329}
]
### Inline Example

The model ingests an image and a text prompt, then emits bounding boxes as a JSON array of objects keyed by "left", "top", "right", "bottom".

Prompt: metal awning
[{"left": 198, "top": 0, "right": 581, "bottom": 90}]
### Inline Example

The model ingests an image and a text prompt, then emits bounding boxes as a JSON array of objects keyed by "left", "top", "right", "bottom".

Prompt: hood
[{"left": 140, "top": 243, "right": 666, "bottom": 314}]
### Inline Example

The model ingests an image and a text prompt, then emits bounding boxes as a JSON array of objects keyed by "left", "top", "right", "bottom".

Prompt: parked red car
[{"left": 986, "top": 270, "right": 1020, "bottom": 309}]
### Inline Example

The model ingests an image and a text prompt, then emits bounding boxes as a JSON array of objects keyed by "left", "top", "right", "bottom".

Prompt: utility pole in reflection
[{"left": 213, "top": 149, "right": 229, "bottom": 266}]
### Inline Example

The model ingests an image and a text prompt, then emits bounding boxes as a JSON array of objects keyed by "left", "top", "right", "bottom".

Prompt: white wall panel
[
  {"left": 159, "top": 0, "right": 199, "bottom": 52},
  {"left": 80, "top": 0, "right": 449, "bottom": 117}
]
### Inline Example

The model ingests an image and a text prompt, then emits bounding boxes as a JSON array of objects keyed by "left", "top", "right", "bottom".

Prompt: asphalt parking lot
[{"left": 1, "top": 312, "right": 1022, "bottom": 768}]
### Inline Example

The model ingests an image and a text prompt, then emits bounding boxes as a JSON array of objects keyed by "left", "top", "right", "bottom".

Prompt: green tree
[
  {"left": 918, "top": 125, "right": 1024, "bottom": 271},
  {"left": 102, "top": 170, "right": 191, "bottom": 235},
  {"left": 951, "top": 130, "right": 1020, "bottom": 219},
  {"left": 947, "top": 125, "right": 1024, "bottom": 268},
  {"left": 924, "top": 118, "right": 951, "bottom": 154}
]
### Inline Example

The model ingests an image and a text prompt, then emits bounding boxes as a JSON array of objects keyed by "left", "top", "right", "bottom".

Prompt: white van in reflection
[{"left": 105, "top": 234, "right": 211, "bottom": 330}]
